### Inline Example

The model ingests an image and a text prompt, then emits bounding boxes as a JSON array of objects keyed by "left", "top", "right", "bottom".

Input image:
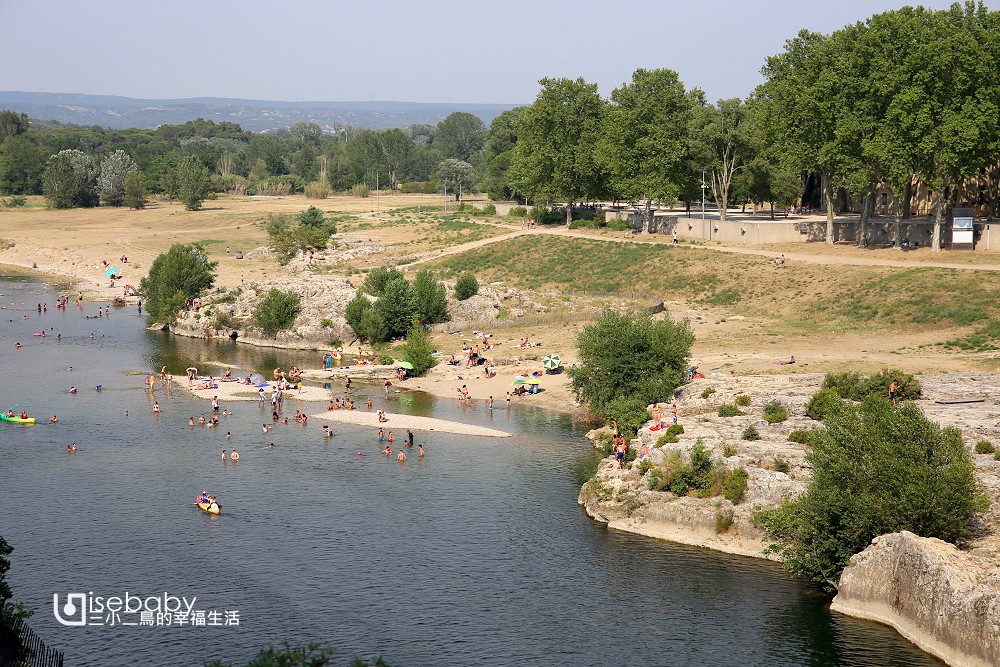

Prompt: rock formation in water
[{"left": 832, "top": 531, "right": 1000, "bottom": 667}]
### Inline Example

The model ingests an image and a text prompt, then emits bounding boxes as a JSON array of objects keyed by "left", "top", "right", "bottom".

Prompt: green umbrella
[
  {"left": 396, "top": 360, "right": 414, "bottom": 370},
  {"left": 510, "top": 378, "right": 527, "bottom": 386},
  {"left": 526, "top": 378, "right": 543, "bottom": 385},
  {"left": 542, "top": 354, "right": 561, "bottom": 369}
]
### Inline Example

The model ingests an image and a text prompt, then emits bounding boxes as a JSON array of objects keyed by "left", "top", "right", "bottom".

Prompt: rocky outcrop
[
  {"left": 171, "top": 275, "right": 358, "bottom": 349},
  {"left": 832, "top": 531, "right": 1000, "bottom": 667}
]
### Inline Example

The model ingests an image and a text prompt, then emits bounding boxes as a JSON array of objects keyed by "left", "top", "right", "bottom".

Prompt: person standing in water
[
  {"left": 222, "top": 450, "right": 228, "bottom": 461},
  {"left": 231, "top": 449, "right": 239, "bottom": 462},
  {"left": 418, "top": 444, "right": 425, "bottom": 458},
  {"left": 397, "top": 449, "right": 406, "bottom": 462}
]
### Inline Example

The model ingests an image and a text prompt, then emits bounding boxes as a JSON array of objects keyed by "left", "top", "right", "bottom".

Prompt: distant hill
[{"left": 0, "top": 91, "right": 520, "bottom": 132}]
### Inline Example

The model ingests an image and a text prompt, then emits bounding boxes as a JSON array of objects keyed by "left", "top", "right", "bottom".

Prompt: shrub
[
  {"left": 821, "top": 371, "right": 865, "bottom": 399},
  {"left": 350, "top": 183, "right": 370, "bottom": 198},
  {"left": 399, "top": 318, "right": 436, "bottom": 376},
  {"left": 701, "top": 387, "right": 716, "bottom": 399},
  {"left": 805, "top": 388, "right": 846, "bottom": 422},
  {"left": 723, "top": 467, "right": 749, "bottom": 504},
  {"left": 665, "top": 424, "right": 684, "bottom": 437},
  {"left": 975, "top": 439, "right": 996, "bottom": 454},
  {"left": 735, "top": 394, "right": 751, "bottom": 407},
  {"left": 454, "top": 273, "right": 480, "bottom": 300},
  {"left": 305, "top": 182, "right": 332, "bottom": 199},
  {"left": 319, "top": 318, "right": 334, "bottom": 328},
  {"left": 756, "top": 396, "right": 986, "bottom": 593},
  {"left": 3, "top": 195, "right": 27, "bottom": 208},
  {"left": 481, "top": 203, "right": 496, "bottom": 215},
  {"left": 412, "top": 269, "right": 450, "bottom": 324},
  {"left": 507, "top": 206, "right": 528, "bottom": 218},
  {"left": 715, "top": 509, "right": 735, "bottom": 533},
  {"left": 773, "top": 457, "right": 790, "bottom": 474},
  {"left": 742, "top": 425, "right": 761, "bottom": 441},
  {"left": 656, "top": 432, "right": 679, "bottom": 446},
  {"left": 378, "top": 354, "right": 394, "bottom": 365},
  {"left": 717, "top": 403, "right": 741, "bottom": 417},
  {"left": 822, "top": 369, "right": 921, "bottom": 401},
  {"left": 254, "top": 289, "right": 301, "bottom": 337},
  {"left": 763, "top": 400, "right": 788, "bottom": 424},
  {"left": 568, "top": 219, "right": 592, "bottom": 230},
  {"left": 327, "top": 337, "right": 343, "bottom": 349},
  {"left": 722, "top": 444, "right": 737, "bottom": 457},
  {"left": 607, "top": 218, "right": 629, "bottom": 231},
  {"left": 995, "top": 451, "right": 1000, "bottom": 461},
  {"left": 788, "top": 429, "right": 822, "bottom": 445}
]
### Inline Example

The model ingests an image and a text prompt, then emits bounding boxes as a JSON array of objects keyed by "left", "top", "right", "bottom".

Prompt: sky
[{"left": 0, "top": 0, "right": 982, "bottom": 105}]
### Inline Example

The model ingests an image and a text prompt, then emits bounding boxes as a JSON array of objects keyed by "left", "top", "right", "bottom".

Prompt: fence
[
  {"left": 0, "top": 617, "right": 64, "bottom": 667},
  {"left": 428, "top": 290, "right": 664, "bottom": 333}
]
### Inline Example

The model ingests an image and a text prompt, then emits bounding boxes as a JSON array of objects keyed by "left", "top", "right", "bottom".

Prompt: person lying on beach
[{"left": 776, "top": 356, "right": 796, "bottom": 365}]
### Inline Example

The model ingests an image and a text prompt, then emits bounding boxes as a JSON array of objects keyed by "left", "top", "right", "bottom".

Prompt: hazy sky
[{"left": 0, "top": 0, "right": 978, "bottom": 104}]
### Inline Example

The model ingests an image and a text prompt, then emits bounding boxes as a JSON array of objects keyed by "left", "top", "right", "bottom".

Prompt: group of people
[
  {"left": 380, "top": 428, "right": 422, "bottom": 461},
  {"left": 5, "top": 409, "right": 29, "bottom": 420}
]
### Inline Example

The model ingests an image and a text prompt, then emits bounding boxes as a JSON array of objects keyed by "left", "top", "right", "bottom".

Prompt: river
[{"left": 0, "top": 273, "right": 942, "bottom": 667}]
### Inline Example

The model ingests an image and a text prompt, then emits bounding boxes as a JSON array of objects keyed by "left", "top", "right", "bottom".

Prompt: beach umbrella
[
  {"left": 510, "top": 378, "right": 527, "bottom": 386},
  {"left": 396, "top": 360, "right": 415, "bottom": 370},
  {"left": 542, "top": 354, "right": 561, "bottom": 369},
  {"left": 249, "top": 373, "right": 265, "bottom": 384},
  {"left": 526, "top": 378, "right": 543, "bottom": 385},
  {"left": 105, "top": 267, "right": 119, "bottom": 277}
]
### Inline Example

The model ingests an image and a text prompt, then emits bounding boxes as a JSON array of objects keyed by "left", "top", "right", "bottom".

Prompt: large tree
[
  {"left": 689, "top": 97, "right": 752, "bottom": 223},
  {"left": 176, "top": 155, "right": 210, "bottom": 211},
  {"left": 43, "top": 149, "right": 98, "bottom": 208},
  {"left": 0, "top": 134, "right": 47, "bottom": 194},
  {"left": 97, "top": 149, "right": 139, "bottom": 207},
  {"left": 509, "top": 77, "right": 607, "bottom": 223},
  {"left": 598, "top": 68, "right": 694, "bottom": 231},
  {"left": 570, "top": 310, "right": 693, "bottom": 422},
  {"left": 139, "top": 243, "right": 217, "bottom": 321},
  {"left": 436, "top": 159, "right": 476, "bottom": 200},
  {"left": 481, "top": 107, "right": 524, "bottom": 201},
  {"left": 435, "top": 112, "right": 487, "bottom": 163}
]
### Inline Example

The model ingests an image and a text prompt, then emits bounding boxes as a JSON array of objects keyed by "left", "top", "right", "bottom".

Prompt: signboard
[{"left": 951, "top": 207, "right": 975, "bottom": 250}]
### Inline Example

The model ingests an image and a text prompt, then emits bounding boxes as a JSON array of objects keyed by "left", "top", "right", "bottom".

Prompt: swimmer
[
  {"left": 124, "top": 409, "right": 128, "bottom": 417},
  {"left": 50, "top": 415, "right": 58, "bottom": 423},
  {"left": 15, "top": 342, "right": 21, "bottom": 349},
  {"left": 418, "top": 444, "right": 425, "bottom": 458},
  {"left": 266, "top": 443, "right": 275, "bottom": 449},
  {"left": 357, "top": 451, "right": 363, "bottom": 457},
  {"left": 382, "top": 445, "right": 392, "bottom": 456},
  {"left": 366, "top": 397, "right": 373, "bottom": 411},
  {"left": 152, "top": 402, "right": 160, "bottom": 414},
  {"left": 262, "top": 423, "right": 268, "bottom": 434},
  {"left": 231, "top": 449, "right": 239, "bottom": 462},
  {"left": 222, "top": 450, "right": 228, "bottom": 461},
  {"left": 70, "top": 442, "right": 77, "bottom": 452},
  {"left": 226, "top": 431, "right": 232, "bottom": 438},
  {"left": 69, "top": 386, "right": 77, "bottom": 394},
  {"left": 397, "top": 449, "right": 406, "bottom": 462},
  {"left": 387, "top": 432, "right": 393, "bottom": 445},
  {"left": 189, "top": 417, "right": 195, "bottom": 427}
]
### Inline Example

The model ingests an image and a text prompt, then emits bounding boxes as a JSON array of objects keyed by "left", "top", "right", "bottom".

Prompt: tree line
[{"left": 3, "top": 3, "right": 1000, "bottom": 251}]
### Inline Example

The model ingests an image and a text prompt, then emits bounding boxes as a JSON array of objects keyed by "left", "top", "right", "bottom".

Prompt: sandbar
[{"left": 311, "top": 408, "right": 511, "bottom": 438}]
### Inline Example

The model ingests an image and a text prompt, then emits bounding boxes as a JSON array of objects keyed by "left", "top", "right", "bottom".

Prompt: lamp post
[{"left": 701, "top": 168, "right": 707, "bottom": 241}]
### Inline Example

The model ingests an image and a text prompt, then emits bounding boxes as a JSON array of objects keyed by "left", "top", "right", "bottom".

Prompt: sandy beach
[{"left": 311, "top": 408, "right": 511, "bottom": 437}]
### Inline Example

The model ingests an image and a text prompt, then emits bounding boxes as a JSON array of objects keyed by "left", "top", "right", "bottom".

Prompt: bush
[
  {"left": 735, "top": 394, "right": 751, "bottom": 407},
  {"left": 763, "top": 400, "right": 788, "bottom": 424},
  {"left": 481, "top": 203, "right": 496, "bottom": 215},
  {"left": 722, "top": 444, "right": 737, "bottom": 457},
  {"left": 656, "top": 432, "right": 679, "bottom": 446},
  {"left": 254, "top": 289, "right": 301, "bottom": 337},
  {"left": 363, "top": 267, "right": 406, "bottom": 297},
  {"left": 742, "top": 425, "right": 761, "bottom": 441},
  {"left": 723, "top": 467, "right": 749, "bottom": 504},
  {"left": 756, "top": 396, "right": 987, "bottom": 593},
  {"left": 319, "top": 318, "right": 333, "bottom": 328},
  {"left": 666, "top": 424, "right": 684, "bottom": 436},
  {"left": 805, "top": 388, "right": 846, "bottom": 422},
  {"left": 568, "top": 219, "right": 592, "bottom": 230},
  {"left": 3, "top": 195, "right": 27, "bottom": 208},
  {"left": 715, "top": 509, "right": 735, "bottom": 533},
  {"left": 604, "top": 395, "right": 652, "bottom": 437},
  {"left": 454, "top": 273, "right": 480, "bottom": 300},
  {"left": 717, "top": 403, "right": 741, "bottom": 417},
  {"left": 399, "top": 318, "right": 436, "bottom": 376},
  {"left": 412, "top": 270, "right": 450, "bottom": 324},
  {"left": 607, "top": 218, "right": 630, "bottom": 231},
  {"left": 788, "top": 429, "right": 823, "bottom": 445},
  {"left": 508, "top": 206, "right": 528, "bottom": 218},
  {"left": 701, "top": 387, "right": 716, "bottom": 399},
  {"left": 822, "top": 369, "right": 921, "bottom": 401},
  {"left": 378, "top": 354, "right": 394, "bottom": 365},
  {"left": 139, "top": 244, "right": 217, "bottom": 321},
  {"left": 975, "top": 439, "right": 996, "bottom": 454},
  {"left": 773, "top": 457, "right": 790, "bottom": 474},
  {"left": 305, "top": 182, "right": 332, "bottom": 199},
  {"left": 350, "top": 183, "right": 370, "bottom": 198}
]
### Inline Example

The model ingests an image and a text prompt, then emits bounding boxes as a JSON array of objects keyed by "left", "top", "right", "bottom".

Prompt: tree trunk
[
  {"left": 893, "top": 192, "right": 903, "bottom": 249},
  {"left": 824, "top": 176, "right": 835, "bottom": 244},
  {"left": 858, "top": 189, "right": 873, "bottom": 247},
  {"left": 566, "top": 200, "right": 573, "bottom": 225},
  {"left": 770, "top": 201, "right": 775, "bottom": 220},
  {"left": 902, "top": 178, "right": 913, "bottom": 219},
  {"left": 932, "top": 182, "right": 945, "bottom": 251}
]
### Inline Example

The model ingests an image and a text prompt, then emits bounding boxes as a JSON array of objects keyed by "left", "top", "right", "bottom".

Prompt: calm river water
[{"left": 0, "top": 274, "right": 942, "bottom": 667}]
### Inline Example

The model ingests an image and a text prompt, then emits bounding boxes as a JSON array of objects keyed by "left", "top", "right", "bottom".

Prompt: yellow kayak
[
  {"left": 196, "top": 501, "right": 221, "bottom": 515},
  {"left": 1, "top": 414, "right": 35, "bottom": 424}
]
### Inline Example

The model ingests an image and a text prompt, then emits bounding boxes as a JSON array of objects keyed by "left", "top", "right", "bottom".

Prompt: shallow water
[{"left": 0, "top": 274, "right": 943, "bottom": 666}]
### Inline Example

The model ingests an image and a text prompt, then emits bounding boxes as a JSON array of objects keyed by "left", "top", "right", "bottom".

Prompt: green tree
[
  {"left": 204, "top": 642, "right": 392, "bottom": 667},
  {"left": 0, "top": 110, "right": 29, "bottom": 143},
  {"left": 43, "top": 149, "right": 98, "bottom": 208},
  {"left": 509, "top": 77, "right": 607, "bottom": 224},
  {"left": 362, "top": 267, "right": 405, "bottom": 297},
  {"left": 123, "top": 169, "right": 148, "bottom": 209},
  {"left": 436, "top": 159, "right": 476, "bottom": 200},
  {"left": 0, "top": 134, "right": 47, "bottom": 194},
  {"left": 757, "top": 396, "right": 987, "bottom": 593},
  {"left": 482, "top": 107, "right": 524, "bottom": 201},
  {"left": 139, "top": 243, "right": 217, "bottom": 321},
  {"left": 176, "top": 155, "right": 210, "bottom": 211},
  {"left": 454, "top": 273, "right": 479, "bottom": 300},
  {"left": 298, "top": 206, "right": 326, "bottom": 228},
  {"left": 358, "top": 308, "right": 388, "bottom": 344},
  {"left": 373, "top": 276, "right": 415, "bottom": 339},
  {"left": 254, "top": 288, "right": 302, "bottom": 337},
  {"left": 598, "top": 68, "right": 694, "bottom": 230},
  {"left": 98, "top": 149, "right": 139, "bottom": 206},
  {"left": 345, "top": 292, "right": 374, "bottom": 339},
  {"left": 411, "top": 269, "right": 449, "bottom": 324},
  {"left": 399, "top": 318, "right": 435, "bottom": 376},
  {"left": 689, "top": 97, "right": 751, "bottom": 223},
  {"left": 435, "top": 111, "right": 487, "bottom": 162},
  {"left": 570, "top": 310, "right": 694, "bottom": 422}
]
